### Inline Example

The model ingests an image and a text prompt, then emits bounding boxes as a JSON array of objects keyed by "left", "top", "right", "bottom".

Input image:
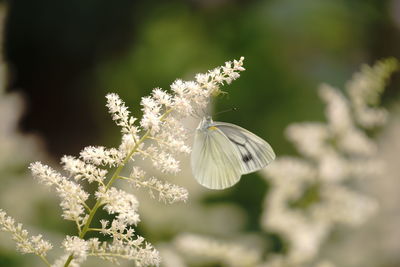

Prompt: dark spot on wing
[
  {"left": 242, "top": 154, "right": 252, "bottom": 163},
  {"left": 227, "top": 137, "right": 246, "bottom": 147}
]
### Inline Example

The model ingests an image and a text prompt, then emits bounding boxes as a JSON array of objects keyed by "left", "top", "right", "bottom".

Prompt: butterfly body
[{"left": 191, "top": 117, "right": 275, "bottom": 190}]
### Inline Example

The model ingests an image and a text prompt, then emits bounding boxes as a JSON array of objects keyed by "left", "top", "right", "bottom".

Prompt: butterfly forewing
[
  {"left": 191, "top": 127, "right": 242, "bottom": 190},
  {"left": 214, "top": 122, "right": 276, "bottom": 174}
]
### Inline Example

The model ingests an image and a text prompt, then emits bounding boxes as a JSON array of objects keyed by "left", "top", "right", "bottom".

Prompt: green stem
[
  {"left": 63, "top": 135, "right": 148, "bottom": 267},
  {"left": 63, "top": 254, "right": 73, "bottom": 267},
  {"left": 39, "top": 255, "right": 51, "bottom": 267},
  {"left": 82, "top": 202, "right": 91, "bottom": 212},
  {"left": 75, "top": 219, "right": 82, "bottom": 236},
  {"left": 86, "top": 228, "right": 103, "bottom": 232}
]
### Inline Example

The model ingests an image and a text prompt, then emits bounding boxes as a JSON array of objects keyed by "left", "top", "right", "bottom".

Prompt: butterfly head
[{"left": 197, "top": 116, "right": 215, "bottom": 131}]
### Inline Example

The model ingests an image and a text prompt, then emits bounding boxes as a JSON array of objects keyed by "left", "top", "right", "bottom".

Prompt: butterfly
[{"left": 191, "top": 116, "right": 275, "bottom": 190}]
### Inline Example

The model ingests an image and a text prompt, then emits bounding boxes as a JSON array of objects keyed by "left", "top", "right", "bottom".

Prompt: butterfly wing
[
  {"left": 214, "top": 121, "right": 275, "bottom": 174},
  {"left": 191, "top": 127, "right": 243, "bottom": 190}
]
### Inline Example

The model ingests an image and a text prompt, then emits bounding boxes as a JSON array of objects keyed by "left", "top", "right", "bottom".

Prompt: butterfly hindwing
[
  {"left": 214, "top": 122, "right": 276, "bottom": 174},
  {"left": 191, "top": 127, "right": 242, "bottom": 190}
]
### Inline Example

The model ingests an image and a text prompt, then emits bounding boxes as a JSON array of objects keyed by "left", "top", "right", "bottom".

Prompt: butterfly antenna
[{"left": 215, "top": 107, "right": 238, "bottom": 116}]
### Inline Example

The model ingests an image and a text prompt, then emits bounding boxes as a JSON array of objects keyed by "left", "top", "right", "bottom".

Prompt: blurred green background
[
  {"left": 1, "top": 0, "right": 400, "bottom": 266},
  {"left": 6, "top": 0, "right": 400, "bottom": 156}
]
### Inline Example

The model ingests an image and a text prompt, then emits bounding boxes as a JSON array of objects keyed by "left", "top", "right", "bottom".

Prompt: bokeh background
[{"left": 0, "top": 0, "right": 399, "bottom": 266}]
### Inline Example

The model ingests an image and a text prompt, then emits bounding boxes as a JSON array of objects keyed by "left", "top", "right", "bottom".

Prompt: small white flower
[
  {"left": 152, "top": 88, "right": 172, "bottom": 107},
  {"left": 119, "top": 134, "right": 138, "bottom": 158},
  {"left": 62, "top": 236, "right": 89, "bottom": 263},
  {"left": 141, "top": 96, "right": 160, "bottom": 112},
  {"left": 170, "top": 79, "right": 186, "bottom": 96},
  {"left": 129, "top": 176, "right": 188, "bottom": 204},
  {"left": 140, "top": 112, "right": 161, "bottom": 134},
  {"left": 29, "top": 162, "right": 89, "bottom": 222},
  {"left": 130, "top": 166, "right": 146, "bottom": 179},
  {"left": 96, "top": 187, "right": 140, "bottom": 225},
  {"left": 0, "top": 210, "right": 53, "bottom": 257},
  {"left": 80, "top": 146, "right": 123, "bottom": 167},
  {"left": 152, "top": 152, "right": 180, "bottom": 174},
  {"left": 171, "top": 96, "right": 193, "bottom": 116},
  {"left": 61, "top": 155, "right": 108, "bottom": 184},
  {"left": 106, "top": 93, "right": 139, "bottom": 135}
]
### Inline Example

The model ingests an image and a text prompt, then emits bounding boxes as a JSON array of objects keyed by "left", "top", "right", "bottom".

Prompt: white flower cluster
[
  {"left": 0, "top": 58, "right": 245, "bottom": 267},
  {"left": 174, "top": 233, "right": 261, "bottom": 267},
  {"left": 347, "top": 58, "right": 398, "bottom": 128},
  {"left": 261, "top": 59, "right": 397, "bottom": 266},
  {"left": 29, "top": 161, "right": 89, "bottom": 222},
  {"left": 96, "top": 187, "right": 140, "bottom": 225},
  {"left": 80, "top": 146, "right": 123, "bottom": 167},
  {"left": 61, "top": 155, "right": 108, "bottom": 184},
  {"left": 106, "top": 93, "right": 138, "bottom": 135},
  {"left": 56, "top": 234, "right": 160, "bottom": 267},
  {"left": 62, "top": 236, "right": 89, "bottom": 263},
  {"left": 95, "top": 219, "right": 160, "bottom": 266},
  {"left": 170, "top": 230, "right": 335, "bottom": 267},
  {"left": 127, "top": 167, "right": 188, "bottom": 204},
  {"left": 0, "top": 209, "right": 53, "bottom": 258}
]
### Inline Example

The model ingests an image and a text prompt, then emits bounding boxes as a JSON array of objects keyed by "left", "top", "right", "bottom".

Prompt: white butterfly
[{"left": 191, "top": 116, "right": 275, "bottom": 190}]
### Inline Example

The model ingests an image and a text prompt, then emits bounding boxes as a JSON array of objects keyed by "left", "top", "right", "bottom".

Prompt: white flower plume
[
  {"left": 346, "top": 58, "right": 398, "bottom": 128},
  {"left": 1, "top": 57, "right": 246, "bottom": 267},
  {"left": 96, "top": 187, "right": 140, "bottom": 225},
  {"left": 29, "top": 161, "right": 89, "bottom": 222},
  {"left": 0, "top": 209, "right": 53, "bottom": 257},
  {"left": 261, "top": 58, "right": 397, "bottom": 266},
  {"left": 61, "top": 155, "right": 108, "bottom": 184},
  {"left": 62, "top": 236, "right": 89, "bottom": 263}
]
